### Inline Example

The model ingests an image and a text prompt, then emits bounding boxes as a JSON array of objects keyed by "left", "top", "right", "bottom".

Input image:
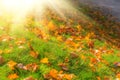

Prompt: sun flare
[{"left": 0, "top": 0, "right": 82, "bottom": 27}]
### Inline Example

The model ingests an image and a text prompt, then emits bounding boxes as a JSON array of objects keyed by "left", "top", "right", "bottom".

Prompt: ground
[{"left": 0, "top": 7, "right": 120, "bottom": 80}]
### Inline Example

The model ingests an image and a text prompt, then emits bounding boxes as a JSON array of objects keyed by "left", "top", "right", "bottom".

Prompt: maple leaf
[
  {"left": 8, "top": 73, "right": 19, "bottom": 80},
  {"left": 40, "top": 58, "right": 49, "bottom": 64},
  {"left": 7, "top": 60, "right": 17, "bottom": 70}
]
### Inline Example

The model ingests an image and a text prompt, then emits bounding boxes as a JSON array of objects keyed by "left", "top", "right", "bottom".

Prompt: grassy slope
[{"left": 0, "top": 7, "right": 120, "bottom": 80}]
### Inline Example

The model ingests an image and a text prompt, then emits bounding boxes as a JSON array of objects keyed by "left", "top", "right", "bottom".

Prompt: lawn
[{"left": 0, "top": 2, "right": 120, "bottom": 80}]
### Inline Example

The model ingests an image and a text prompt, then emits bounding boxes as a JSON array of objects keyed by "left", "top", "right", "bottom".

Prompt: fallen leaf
[
  {"left": 58, "top": 63, "right": 69, "bottom": 71},
  {"left": 116, "top": 73, "right": 120, "bottom": 78},
  {"left": 40, "top": 58, "right": 49, "bottom": 64},
  {"left": 64, "top": 74, "right": 75, "bottom": 80},
  {"left": 30, "top": 51, "right": 38, "bottom": 58},
  {"left": 4, "top": 49, "right": 12, "bottom": 54},
  {"left": 24, "top": 76, "right": 36, "bottom": 80},
  {"left": 8, "top": 73, "right": 19, "bottom": 80},
  {"left": 88, "top": 40, "right": 94, "bottom": 49},
  {"left": 114, "top": 62, "right": 120, "bottom": 67},
  {"left": 90, "top": 58, "right": 98, "bottom": 64},
  {"left": 0, "top": 50, "right": 3, "bottom": 54},
  {"left": 70, "top": 52, "right": 79, "bottom": 59},
  {"left": 18, "top": 46, "right": 25, "bottom": 49},
  {"left": 7, "top": 60, "right": 17, "bottom": 70},
  {"left": 0, "top": 56, "right": 4, "bottom": 65},
  {"left": 25, "top": 63, "right": 38, "bottom": 72},
  {"left": 49, "top": 69, "right": 58, "bottom": 79},
  {"left": 97, "top": 77, "right": 101, "bottom": 80},
  {"left": 47, "top": 21, "right": 57, "bottom": 31},
  {"left": 17, "top": 63, "right": 24, "bottom": 69},
  {"left": 81, "top": 54, "right": 86, "bottom": 60}
]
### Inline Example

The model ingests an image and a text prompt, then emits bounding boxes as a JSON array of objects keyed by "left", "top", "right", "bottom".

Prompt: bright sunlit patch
[
  {"left": 1, "top": 0, "right": 35, "bottom": 12},
  {"left": 0, "top": 0, "right": 87, "bottom": 32}
]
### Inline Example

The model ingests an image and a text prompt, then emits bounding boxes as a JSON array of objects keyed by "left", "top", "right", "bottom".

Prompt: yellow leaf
[
  {"left": 64, "top": 74, "right": 74, "bottom": 80},
  {"left": 40, "top": 58, "right": 49, "bottom": 64},
  {"left": 8, "top": 73, "right": 19, "bottom": 79},
  {"left": 0, "top": 50, "right": 3, "bottom": 54},
  {"left": 7, "top": 60, "right": 17, "bottom": 70},
  {"left": 47, "top": 21, "right": 57, "bottom": 31}
]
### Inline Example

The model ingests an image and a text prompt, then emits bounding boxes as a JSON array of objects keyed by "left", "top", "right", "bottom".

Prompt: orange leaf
[
  {"left": 40, "top": 58, "right": 49, "bottom": 64},
  {"left": 7, "top": 60, "right": 17, "bottom": 70},
  {"left": 90, "top": 58, "right": 98, "bottom": 64},
  {"left": 116, "top": 73, "right": 120, "bottom": 78},
  {"left": 25, "top": 63, "right": 38, "bottom": 72},
  {"left": 81, "top": 54, "right": 86, "bottom": 60},
  {"left": 8, "top": 73, "right": 19, "bottom": 79},
  {"left": 47, "top": 21, "right": 57, "bottom": 31},
  {"left": 97, "top": 77, "right": 101, "bottom": 80},
  {"left": 49, "top": 69, "right": 58, "bottom": 79},
  {"left": 30, "top": 51, "right": 38, "bottom": 58}
]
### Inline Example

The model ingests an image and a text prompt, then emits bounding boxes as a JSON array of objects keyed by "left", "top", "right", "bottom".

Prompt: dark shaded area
[{"left": 71, "top": 0, "right": 120, "bottom": 48}]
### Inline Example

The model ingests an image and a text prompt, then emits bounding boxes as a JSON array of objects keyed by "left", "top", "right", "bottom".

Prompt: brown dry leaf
[
  {"left": 25, "top": 63, "right": 38, "bottom": 72},
  {"left": 88, "top": 40, "right": 94, "bottom": 49},
  {"left": 114, "top": 62, "right": 120, "bottom": 67},
  {"left": 24, "top": 76, "right": 36, "bottom": 80},
  {"left": 7, "top": 60, "right": 17, "bottom": 70},
  {"left": 0, "top": 35, "right": 14, "bottom": 42},
  {"left": 40, "top": 58, "right": 49, "bottom": 64},
  {"left": 17, "top": 63, "right": 24, "bottom": 69},
  {"left": 16, "top": 39, "right": 26, "bottom": 46},
  {"left": 70, "top": 52, "right": 79, "bottom": 59},
  {"left": 8, "top": 73, "right": 19, "bottom": 80},
  {"left": 58, "top": 63, "right": 69, "bottom": 71},
  {"left": 30, "top": 51, "right": 38, "bottom": 58},
  {"left": 0, "top": 56, "right": 4, "bottom": 65}
]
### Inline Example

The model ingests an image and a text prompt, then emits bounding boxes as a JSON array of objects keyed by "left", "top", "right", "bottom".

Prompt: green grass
[{"left": 0, "top": 7, "right": 120, "bottom": 80}]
